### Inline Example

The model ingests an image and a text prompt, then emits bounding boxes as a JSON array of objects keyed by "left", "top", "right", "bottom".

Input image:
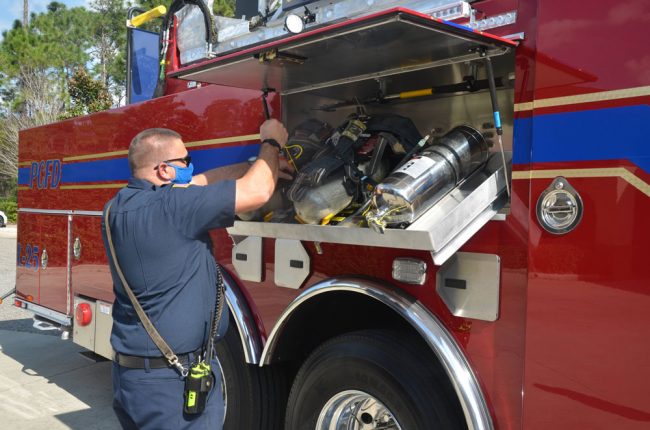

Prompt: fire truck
[{"left": 13, "top": 0, "right": 650, "bottom": 428}]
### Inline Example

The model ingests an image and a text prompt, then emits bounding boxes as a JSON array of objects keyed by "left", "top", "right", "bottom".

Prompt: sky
[{"left": 0, "top": 0, "right": 93, "bottom": 37}]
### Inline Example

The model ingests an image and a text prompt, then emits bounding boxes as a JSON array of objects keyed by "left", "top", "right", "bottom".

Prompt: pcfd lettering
[{"left": 30, "top": 159, "right": 62, "bottom": 190}]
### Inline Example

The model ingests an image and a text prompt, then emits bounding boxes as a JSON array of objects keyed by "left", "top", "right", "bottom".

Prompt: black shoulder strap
[{"left": 104, "top": 202, "right": 187, "bottom": 375}]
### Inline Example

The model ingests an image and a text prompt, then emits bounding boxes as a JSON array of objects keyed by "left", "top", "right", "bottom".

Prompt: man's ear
[{"left": 157, "top": 164, "right": 175, "bottom": 182}]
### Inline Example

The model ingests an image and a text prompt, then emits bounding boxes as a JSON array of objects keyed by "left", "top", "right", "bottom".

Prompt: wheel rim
[
  {"left": 216, "top": 358, "right": 227, "bottom": 425},
  {"left": 316, "top": 390, "right": 403, "bottom": 430}
]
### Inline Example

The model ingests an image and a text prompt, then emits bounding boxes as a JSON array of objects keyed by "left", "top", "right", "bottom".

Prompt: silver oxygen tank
[{"left": 366, "top": 125, "right": 489, "bottom": 232}]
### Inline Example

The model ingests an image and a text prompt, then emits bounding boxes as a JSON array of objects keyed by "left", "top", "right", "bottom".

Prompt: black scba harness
[{"left": 287, "top": 114, "right": 423, "bottom": 205}]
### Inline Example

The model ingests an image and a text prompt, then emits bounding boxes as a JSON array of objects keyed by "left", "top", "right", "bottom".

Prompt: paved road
[{"left": 0, "top": 225, "right": 120, "bottom": 429}]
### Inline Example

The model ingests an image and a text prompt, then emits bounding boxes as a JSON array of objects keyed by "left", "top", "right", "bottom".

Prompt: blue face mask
[{"left": 170, "top": 162, "right": 194, "bottom": 184}]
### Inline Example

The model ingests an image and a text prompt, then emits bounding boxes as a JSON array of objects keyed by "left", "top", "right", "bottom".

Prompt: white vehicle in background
[{"left": 0, "top": 210, "right": 7, "bottom": 228}]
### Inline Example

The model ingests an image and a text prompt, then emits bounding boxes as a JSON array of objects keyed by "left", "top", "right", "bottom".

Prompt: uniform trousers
[{"left": 112, "top": 357, "right": 224, "bottom": 430}]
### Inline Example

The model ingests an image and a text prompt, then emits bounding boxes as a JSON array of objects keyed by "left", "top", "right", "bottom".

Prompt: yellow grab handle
[{"left": 129, "top": 6, "right": 167, "bottom": 28}]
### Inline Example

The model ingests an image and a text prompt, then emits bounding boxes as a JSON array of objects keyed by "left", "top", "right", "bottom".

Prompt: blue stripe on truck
[{"left": 18, "top": 144, "right": 260, "bottom": 186}]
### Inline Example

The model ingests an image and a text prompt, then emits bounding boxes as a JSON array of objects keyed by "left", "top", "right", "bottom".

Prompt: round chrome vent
[{"left": 536, "top": 177, "right": 583, "bottom": 234}]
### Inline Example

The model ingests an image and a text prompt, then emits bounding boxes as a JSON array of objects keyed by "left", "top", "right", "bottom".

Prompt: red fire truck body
[{"left": 14, "top": 0, "right": 650, "bottom": 429}]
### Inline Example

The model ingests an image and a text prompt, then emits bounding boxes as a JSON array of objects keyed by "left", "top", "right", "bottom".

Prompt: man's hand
[
  {"left": 262, "top": 119, "right": 292, "bottom": 180},
  {"left": 234, "top": 119, "right": 290, "bottom": 213},
  {"left": 278, "top": 156, "right": 294, "bottom": 180},
  {"left": 260, "top": 119, "right": 288, "bottom": 146}
]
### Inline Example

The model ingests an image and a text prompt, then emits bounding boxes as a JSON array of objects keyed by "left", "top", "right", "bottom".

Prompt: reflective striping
[
  {"left": 185, "top": 133, "right": 260, "bottom": 148},
  {"left": 514, "top": 85, "right": 650, "bottom": 112},
  {"left": 514, "top": 102, "right": 534, "bottom": 112},
  {"left": 64, "top": 149, "right": 128, "bottom": 162},
  {"left": 19, "top": 133, "right": 262, "bottom": 166},
  {"left": 59, "top": 183, "right": 126, "bottom": 190},
  {"left": 512, "top": 167, "right": 650, "bottom": 197}
]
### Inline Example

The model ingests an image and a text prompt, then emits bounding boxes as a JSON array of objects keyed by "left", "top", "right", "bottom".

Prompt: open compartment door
[
  {"left": 171, "top": 8, "right": 515, "bottom": 95},
  {"left": 174, "top": 8, "right": 516, "bottom": 266}
]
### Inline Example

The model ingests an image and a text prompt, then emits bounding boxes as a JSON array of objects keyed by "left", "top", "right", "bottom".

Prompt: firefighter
[{"left": 101, "top": 119, "right": 289, "bottom": 429}]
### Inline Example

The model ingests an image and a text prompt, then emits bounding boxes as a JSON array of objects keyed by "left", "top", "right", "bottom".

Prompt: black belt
[{"left": 113, "top": 348, "right": 203, "bottom": 369}]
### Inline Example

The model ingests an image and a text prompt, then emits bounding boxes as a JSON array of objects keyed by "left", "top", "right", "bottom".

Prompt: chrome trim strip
[
  {"left": 73, "top": 210, "right": 103, "bottom": 216},
  {"left": 503, "top": 32, "right": 525, "bottom": 41},
  {"left": 17, "top": 300, "right": 71, "bottom": 326},
  {"left": 17, "top": 208, "right": 104, "bottom": 216},
  {"left": 18, "top": 208, "right": 73, "bottom": 215},
  {"left": 223, "top": 271, "right": 263, "bottom": 364},
  {"left": 261, "top": 278, "right": 493, "bottom": 430},
  {"left": 66, "top": 215, "right": 72, "bottom": 316}
]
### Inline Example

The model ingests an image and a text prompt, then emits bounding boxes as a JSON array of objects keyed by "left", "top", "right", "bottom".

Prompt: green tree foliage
[
  {"left": 0, "top": 3, "right": 94, "bottom": 113},
  {"left": 61, "top": 68, "right": 112, "bottom": 119},
  {"left": 0, "top": 3, "right": 93, "bottom": 80},
  {"left": 213, "top": 0, "right": 235, "bottom": 17},
  {"left": 138, "top": 0, "right": 173, "bottom": 11},
  {"left": 90, "top": 0, "right": 128, "bottom": 101}
]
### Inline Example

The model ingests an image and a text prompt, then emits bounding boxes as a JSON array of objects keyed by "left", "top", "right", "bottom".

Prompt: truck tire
[
  {"left": 284, "top": 329, "right": 466, "bottom": 430},
  {"left": 216, "top": 320, "right": 286, "bottom": 430}
]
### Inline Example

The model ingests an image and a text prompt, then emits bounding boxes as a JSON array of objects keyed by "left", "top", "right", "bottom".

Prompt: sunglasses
[{"left": 155, "top": 154, "right": 192, "bottom": 169}]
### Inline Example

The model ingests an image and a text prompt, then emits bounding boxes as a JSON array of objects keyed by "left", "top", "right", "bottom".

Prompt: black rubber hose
[{"left": 154, "top": 0, "right": 215, "bottom": 97}]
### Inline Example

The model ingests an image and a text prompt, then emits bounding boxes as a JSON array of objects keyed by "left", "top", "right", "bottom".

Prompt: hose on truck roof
[{"left": 154, "top": 0, "right": 216, "bottom": 98}]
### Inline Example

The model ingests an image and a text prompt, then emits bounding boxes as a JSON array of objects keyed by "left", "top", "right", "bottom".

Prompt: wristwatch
[{"left": 261, "top": 138, "right": 282, "bottom": 152}]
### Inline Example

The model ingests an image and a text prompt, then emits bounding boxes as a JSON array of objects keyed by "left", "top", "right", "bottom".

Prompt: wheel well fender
[
  {"left": 260, "top": 277, "right": 494, "bottom": 430},
  {"left": 222, "top": 269, "right": 263, "bottom": 364}
]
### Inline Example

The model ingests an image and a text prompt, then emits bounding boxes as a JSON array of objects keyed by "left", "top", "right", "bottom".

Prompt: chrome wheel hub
[{"left": 316, "top": 390, "right": 403, "bottom": 430}]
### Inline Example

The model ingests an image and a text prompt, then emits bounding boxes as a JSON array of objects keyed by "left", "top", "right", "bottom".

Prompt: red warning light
[{"left": 75, "top": 303, "right": 92, "bottom": 326}]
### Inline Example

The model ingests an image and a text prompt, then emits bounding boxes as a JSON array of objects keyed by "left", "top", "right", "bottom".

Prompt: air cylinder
[{"left": 366, "top": 125, "right": 488, "bottom": 232}]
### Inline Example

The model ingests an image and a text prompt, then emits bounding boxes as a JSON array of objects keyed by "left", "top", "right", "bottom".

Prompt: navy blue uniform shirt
[{"left": 101, "top": 177, "right": 235, "bottom": 357}]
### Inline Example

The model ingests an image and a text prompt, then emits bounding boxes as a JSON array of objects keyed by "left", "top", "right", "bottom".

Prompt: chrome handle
[
  {"left": 73, "top": 237, "right": 82, "bottom": 260},
  {"left": 41, "top": 248, "right": 48, "bottom": 270}
]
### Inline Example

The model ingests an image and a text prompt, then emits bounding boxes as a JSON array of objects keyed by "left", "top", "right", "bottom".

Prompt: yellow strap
[{"left": 129, "top": 6, "right": 167, "bottom": 28}]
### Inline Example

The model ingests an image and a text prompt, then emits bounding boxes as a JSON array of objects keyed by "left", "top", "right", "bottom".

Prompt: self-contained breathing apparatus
[
  {"left": 279, "top": 114, "right": 424, "bottom": 225},
  {"left": 238, "top": 111, "right": 492, "bottom": 232}
]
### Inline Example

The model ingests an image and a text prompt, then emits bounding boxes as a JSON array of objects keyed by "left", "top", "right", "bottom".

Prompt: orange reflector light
[
  {"left": 26, "top": 295, "right": 34, "bottom": 302},
  {"left": 75, "top": 303, "right": 92, "bottom": 326}
]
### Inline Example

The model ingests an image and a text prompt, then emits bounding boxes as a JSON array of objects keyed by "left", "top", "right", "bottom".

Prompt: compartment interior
[{"left": 174, "top": 9, "right": 517, "bottom": 262}]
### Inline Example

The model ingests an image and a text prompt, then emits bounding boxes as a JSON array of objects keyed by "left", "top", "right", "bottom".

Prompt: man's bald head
[{"left": 128, "top": 128, "right": 183, "bottom": 174}]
